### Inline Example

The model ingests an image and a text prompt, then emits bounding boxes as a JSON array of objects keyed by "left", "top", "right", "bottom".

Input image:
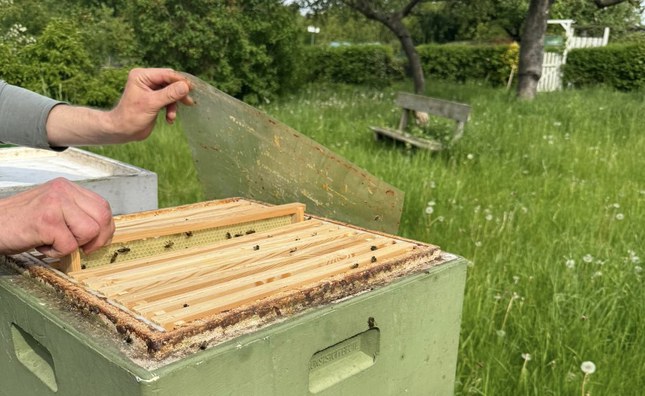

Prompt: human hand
[
  {"left": 0, "top": 178, "right": 115, "bottom": 258},
  {"left": 106, "top": 67, "right": 194, "bottom": 142}
]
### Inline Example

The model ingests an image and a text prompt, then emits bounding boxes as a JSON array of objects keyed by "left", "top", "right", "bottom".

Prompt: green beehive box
[{"left": 0, "top": 201, "right": 467, "bottom": 396}]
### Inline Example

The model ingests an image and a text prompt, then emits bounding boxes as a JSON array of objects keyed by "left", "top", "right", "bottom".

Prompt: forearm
[{"left": 46, "top": 105, "right": 119, "bottom": 146}]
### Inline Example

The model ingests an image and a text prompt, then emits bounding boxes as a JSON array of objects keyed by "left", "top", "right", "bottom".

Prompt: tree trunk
[
  {"left": 342, "top": 0, "right": 426, "bottom": 94},
  {"left": 516, "top": 0, "right": 554, "bottom": 100},
  {"left": 387, "top": 18, "right": 425, "bottom": 94}
]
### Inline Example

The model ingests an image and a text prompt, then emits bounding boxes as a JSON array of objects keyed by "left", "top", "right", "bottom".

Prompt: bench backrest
[{"left": 395, "top": 92, "right": 471, "bottom": 122}]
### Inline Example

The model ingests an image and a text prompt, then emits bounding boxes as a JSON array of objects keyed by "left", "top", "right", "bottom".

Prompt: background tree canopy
[{"left": 1, "top": 0, "right": 643, "bottom": 105}]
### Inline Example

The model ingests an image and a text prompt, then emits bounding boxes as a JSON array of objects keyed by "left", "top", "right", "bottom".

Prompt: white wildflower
[{"left": 580, "top": 361, "right": 596, "bottom": 375}]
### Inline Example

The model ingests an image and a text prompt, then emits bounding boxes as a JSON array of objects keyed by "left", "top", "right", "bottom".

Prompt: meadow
[{"left": 89, "top": 80, "right": 644, "bottom": 395}]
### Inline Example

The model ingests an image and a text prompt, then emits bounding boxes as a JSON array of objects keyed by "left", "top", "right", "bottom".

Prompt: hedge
[
  {"left": 302, "top": 44, "right": 404, "bottom": 86},
  {"left": 417, "top": 43, "right": 518, "bottom": 87},
  {"left": 563, "top": 43, "right": 645, "bottom": 91}
]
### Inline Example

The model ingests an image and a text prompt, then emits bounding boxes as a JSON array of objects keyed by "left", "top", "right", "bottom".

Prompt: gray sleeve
[{"left": 0, "top": 80, "right": 66, "bottom": 150}]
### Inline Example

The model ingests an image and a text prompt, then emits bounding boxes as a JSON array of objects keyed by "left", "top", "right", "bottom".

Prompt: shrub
[
  {"left": 126, "top": 0, "right": 303, "bottom": 102},
  {"left": 564, "top": 43, "right": 645, "bottom": 91},
  {"left": 417, "top": 43, "right": 516, "bottom": 86},
  {"left": 303, "top": 44, "right": 404, "bottom": 86}
]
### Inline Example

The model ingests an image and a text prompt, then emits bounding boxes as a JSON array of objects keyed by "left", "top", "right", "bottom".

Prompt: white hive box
[{"left": 0, "top": 147, "right": 157, "bottom": 214}]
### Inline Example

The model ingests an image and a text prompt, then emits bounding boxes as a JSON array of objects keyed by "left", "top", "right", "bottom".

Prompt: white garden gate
[{"left": 537, "top": 19, "right": 610, "bottom": 92}]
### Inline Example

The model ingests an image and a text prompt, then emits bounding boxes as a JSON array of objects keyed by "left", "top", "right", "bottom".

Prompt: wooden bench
[{"left": 370, "top": 92, "right": 471, "bottom": 151}]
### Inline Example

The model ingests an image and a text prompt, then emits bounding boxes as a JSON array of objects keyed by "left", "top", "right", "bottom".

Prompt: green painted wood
[{"left": 1, "top": 255, "right": 467, "bottom": 396}]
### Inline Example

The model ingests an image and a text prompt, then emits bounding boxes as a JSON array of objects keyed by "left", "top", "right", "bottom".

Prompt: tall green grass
[{"left": 89, "top": 81, "right": 644, "bottom": 395}]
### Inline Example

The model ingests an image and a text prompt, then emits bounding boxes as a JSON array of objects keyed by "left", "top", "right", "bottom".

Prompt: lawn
[{"left": 89, "top": 80, "right": 644, "bottom": 395}]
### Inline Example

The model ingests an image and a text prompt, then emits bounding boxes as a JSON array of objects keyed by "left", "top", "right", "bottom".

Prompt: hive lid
[{"left": 178, "top": 74, "right": 404, "bottom": 234}]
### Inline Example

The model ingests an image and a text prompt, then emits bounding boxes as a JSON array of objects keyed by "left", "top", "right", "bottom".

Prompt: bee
[
  {"left": 253, "top": 245, "right": 260, "bottom": 251},
  {"left": 245, "top": 229, "right": 256, "bottom": 235},
  {"left": 234, "top": 233, "right": 244, "bottom": 237},
  {"left": 225, "top": 232, "right": 232, "bottom": 239},
  {"left": 371, "top": 256, "right": 377, "bottom": 263},
  {"left": 117, "top": 247, "right": 131, "bottom": 254},
  {"left": 164, "top": 241, "right": 174, "bottom": 249},
  {"left": 184, "top": 231, "right": 193, "bottom": 238},
  {"left": 350, "top": 263, "right": 359, "bottom": 269},
  {"left": 289, "top": 247, "right": 298, "bottom": 253},
  {"left": 370, "top": 245, "right": 378, "bottom": 251},
  {"left": 368, "top": 317, "right": 376, "bottom": 328},
  {"left": 81, "top": 264, "right": 87, "bottom": 270},
  {"left": 110, "top": 252, "right": 119, "bottom": 263},
  {"left": 183, "top": 303, "right": 189, "bottom": 308}
]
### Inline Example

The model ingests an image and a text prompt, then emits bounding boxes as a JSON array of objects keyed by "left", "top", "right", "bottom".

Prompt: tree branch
[
  {"left": 402, "top": 0, "right": 424, "bottom": 17},
  {"left": 343, "top": 0, "right": 388, "bottom": 24},
  {"left": 593, "top": 0, "right": 629, "bottom": 8}
]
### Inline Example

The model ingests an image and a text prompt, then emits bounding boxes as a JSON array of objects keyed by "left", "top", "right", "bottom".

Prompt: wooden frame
[
  {"left": 6, "top": 198, "right": 443, "bottom": 359},
  {"left": 370, "top": 92, "right": 471, "bottom": 151}
]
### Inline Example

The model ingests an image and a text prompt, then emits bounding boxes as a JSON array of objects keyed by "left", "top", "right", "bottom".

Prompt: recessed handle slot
[
  {"left": 309, "top": 328, "right": 380, "bottom": 393},
  {"left": 11, "top": 323, "right": 58, "bottom": 392}
]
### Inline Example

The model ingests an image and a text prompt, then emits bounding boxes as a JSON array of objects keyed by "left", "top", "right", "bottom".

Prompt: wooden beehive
[{"left": 6, "top": 198, "right": 442, "bottom": 360}]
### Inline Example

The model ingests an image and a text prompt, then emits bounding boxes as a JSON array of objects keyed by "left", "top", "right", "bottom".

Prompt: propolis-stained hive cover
[
  {"left": 178, "top": 74, "right": 403, "bottom": 234},
  {"left": 3, "top": 199, "right": 444, "bottom": 362}
]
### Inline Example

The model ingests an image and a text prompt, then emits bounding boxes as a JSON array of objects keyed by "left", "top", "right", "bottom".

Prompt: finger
[
  {"left": 166, "top": 102, "right": 177, "bottom": 124},
  {"left": 66, "top": 184, "right": 115, "bottom": 253},
  {"left": 152, "top": 80, "right": 191, "bottom": 109},
  {"left": 35, "top": 226, "right": 79, "bottom": 258},
  {"left": 136, "top": 68, "right": 187, "bottom": 89}
]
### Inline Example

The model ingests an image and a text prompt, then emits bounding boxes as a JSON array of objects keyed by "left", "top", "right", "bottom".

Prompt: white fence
[
  {"left": 538, "top": 52, "right": 563, "bottom": 93},
  {"left": 538, "top": 24, "right": 609, "bottom": 92}
]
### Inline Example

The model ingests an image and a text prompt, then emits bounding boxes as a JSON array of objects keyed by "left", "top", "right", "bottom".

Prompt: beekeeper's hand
[
  {"left": 46, "top": 68, "right": 193, "bottom": 147},
  {"left": 0, "top": 178, "right": 114, "bottom": 257}
]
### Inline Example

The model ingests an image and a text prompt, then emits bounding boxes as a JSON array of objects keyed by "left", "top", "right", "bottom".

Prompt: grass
[{"left": 88, "top": 80, "right": 644, "bottom": 395}]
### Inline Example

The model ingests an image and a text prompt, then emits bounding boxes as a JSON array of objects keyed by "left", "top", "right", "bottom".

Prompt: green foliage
[
  {"left": 564, "top": 43, "right": 645, "bottom": 91},
  {"left": 303, "top": 44, "right": 403, "bottom": 86},
  {"left": 417, "top": 43, "right": 516, "bottom": 86},
  {"left": 0, "top": 16, "right": 130, "bottom": 107},
  {"left": 126, "top": 0, "right": 304, "bottom": 102}
]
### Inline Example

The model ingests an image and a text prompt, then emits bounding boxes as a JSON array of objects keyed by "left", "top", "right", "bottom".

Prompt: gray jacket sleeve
[{"left": 0, "top": 80, "right": 65, "bottom": 150}]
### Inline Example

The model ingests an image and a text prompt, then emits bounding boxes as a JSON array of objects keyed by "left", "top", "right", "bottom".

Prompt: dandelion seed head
[
  {"left": 496, "top": 330, "right": 506, "bottom": 338},
  {"left": 615, "top": 213, "right": 624, "bottom": 221},
  {"left": 427, "top": 200, "right": 436, "bottom": 207},
  {"left": 592, "top": 271, "right": 603, "bottom": 278},
  {"left": 521, "top": 353, "right": 532, "bottom": 361},
  {"left": 583, "top": 254, "right": 593, "bottom": 263},
  {"left": 424, "top": 206, "right": 434, "bottom": 215},
  {"left": 485, "top": 214, "right": 493, "bottom": 221},
  {"left": 513, "top": 275, "right": 520, "bottom": 284},
  {"left": 467, "top": 153, "right": 474, "bottom": 160},
  {"left": 475, "top": 241, "right": 482, "bottom": 247},
  {"left": 580, "top": 361, "right": 596, "bottom": 374},
  {"left": 635, "top": 266, "right": 643, "bottom": 274},
  {"left": 565, "top": 259, "right": 575, "bottom": 269}
]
